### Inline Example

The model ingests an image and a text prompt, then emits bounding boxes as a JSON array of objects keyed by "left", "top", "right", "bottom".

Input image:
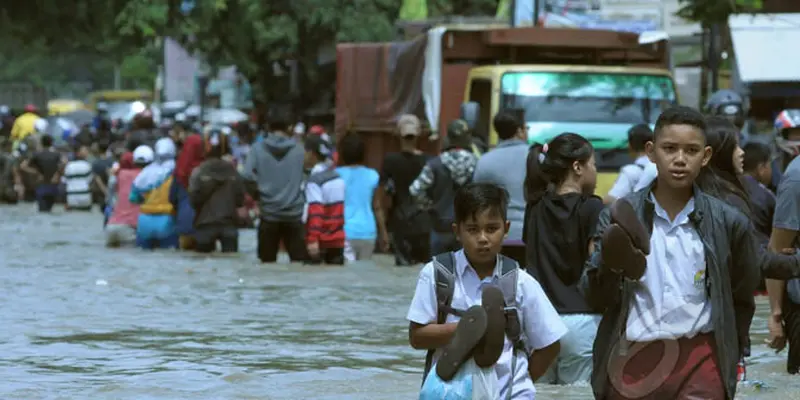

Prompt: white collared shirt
[
  {"left": 608, "top": 155, "right": 654, "bottom": 198},
  {"left": 633, "top": 162, "right": 659, "bottom": 192},
  {"left": 625, "top": 195, "right": 713, "bottom": 342},
  {"left": 407, "top": 250, "right": 568, "bottom": 399}
]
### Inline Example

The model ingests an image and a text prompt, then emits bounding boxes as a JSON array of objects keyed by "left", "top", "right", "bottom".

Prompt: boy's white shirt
[{"left": 407, "top": 249, "right": 568, "bottom": 400}]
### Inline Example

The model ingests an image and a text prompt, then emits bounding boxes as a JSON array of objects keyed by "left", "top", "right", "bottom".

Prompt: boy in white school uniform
[
  {"left": 583, "top": 106, "right": 760, "bottom": 399},
  {"left": 407, "top": 182, "right": 566, "bottom": 399}
]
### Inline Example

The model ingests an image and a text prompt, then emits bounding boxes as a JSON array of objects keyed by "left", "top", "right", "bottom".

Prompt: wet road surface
[{"left": 0, "top": 204, "right": 796, "bottom": 399}]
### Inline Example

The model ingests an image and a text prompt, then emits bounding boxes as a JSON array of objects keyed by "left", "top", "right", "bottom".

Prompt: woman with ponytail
[{"left": 522, "top": 132, "right": 603, "bottom": 384}]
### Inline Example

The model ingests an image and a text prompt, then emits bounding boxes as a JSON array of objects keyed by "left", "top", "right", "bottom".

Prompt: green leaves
[
  {"left": 1, "top": 0, "right": 505, "bottom": 102},
  {"left": 677, "top": 0, "right": 763, "bottom": 24}
]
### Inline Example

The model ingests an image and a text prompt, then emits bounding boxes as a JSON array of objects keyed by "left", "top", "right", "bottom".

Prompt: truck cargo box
[
  {"left": 335, "top": 25, "right": 670, "bottom": 168},
  {"left": 0, "top": 82, "right": 48, "bottom": 113}
]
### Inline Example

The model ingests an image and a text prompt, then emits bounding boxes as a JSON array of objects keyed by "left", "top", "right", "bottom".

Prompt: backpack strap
[
  {"left": 422, "top": 252, "right": 460, "bottom": 384},
  {"left": 498, "top": 254, "right": 526, "bottom": 400},
  {"left": 498, "top": 255, "right": 527, "bottom": 352}
]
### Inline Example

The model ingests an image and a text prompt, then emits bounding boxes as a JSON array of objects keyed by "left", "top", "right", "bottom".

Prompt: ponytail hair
[{"left": 524, "top": 132, "right": 593, "bottom": 204}]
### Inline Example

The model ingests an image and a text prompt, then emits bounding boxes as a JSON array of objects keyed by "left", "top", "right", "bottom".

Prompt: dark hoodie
[
  {"left": 523, "top": 192, "right": 604, "bottom": 314},
  {"left": 189, "top": 159, "right": 245, "bottom": 227},
  {"left": 241, "top": 133, "right": 305, "bottom": 221}
]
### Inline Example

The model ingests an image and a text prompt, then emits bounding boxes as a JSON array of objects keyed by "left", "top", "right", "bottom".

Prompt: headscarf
[
  {"left": 119, "top": 152, "right": 135, "bottom": 169},
  {"left": 175, "top": 134, "right": 205, "bottom": 187},
  {"left": 133, "top": 137, "right": 176, "bottom": 191}
]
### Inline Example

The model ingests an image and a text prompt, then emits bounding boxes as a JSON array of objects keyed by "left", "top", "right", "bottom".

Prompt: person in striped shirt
[{"left": 304, "top": 135, "right": 346, "bottom": 265}]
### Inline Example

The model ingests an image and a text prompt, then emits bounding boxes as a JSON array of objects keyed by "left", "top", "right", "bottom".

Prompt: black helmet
[{"left": 705, "top": 89, "right": 746, "bottom": 130}]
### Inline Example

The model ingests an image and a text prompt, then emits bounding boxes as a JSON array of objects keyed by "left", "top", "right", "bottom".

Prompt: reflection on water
[{"left": 0, "top": 204, "right": 797, "bottom": 399}]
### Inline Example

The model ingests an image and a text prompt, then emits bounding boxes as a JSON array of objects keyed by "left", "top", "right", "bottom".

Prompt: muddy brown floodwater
[{"left": 0, "top": 204, "right": 796, "bottom": 399}]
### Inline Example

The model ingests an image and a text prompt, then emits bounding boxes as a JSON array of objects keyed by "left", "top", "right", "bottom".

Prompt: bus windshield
[{"left": 500, "top": 71, "right": 677, "bottom": 125}]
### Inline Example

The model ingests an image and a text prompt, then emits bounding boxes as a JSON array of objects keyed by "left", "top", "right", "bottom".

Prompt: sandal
[
  {"left": 436, "top": 305, "right": 488, "bottom": 381},
  {"left": 601, "top": 223, "right": 647, "bottom": 280},
  {"left": 609, "top": 198, "right": 650, "bottom": 254},
  {"left": 473, "top": 285, "right": 506, "bottom": 368}
]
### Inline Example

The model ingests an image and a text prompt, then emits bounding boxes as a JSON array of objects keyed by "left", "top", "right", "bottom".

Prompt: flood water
[{"left": 1, "top": 204, "right": 798, "bottom": 399}]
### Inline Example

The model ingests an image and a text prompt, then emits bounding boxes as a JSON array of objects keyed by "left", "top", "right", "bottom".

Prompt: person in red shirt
[{"left": 304, "top": 134, "right": 345, "bottom": 264}]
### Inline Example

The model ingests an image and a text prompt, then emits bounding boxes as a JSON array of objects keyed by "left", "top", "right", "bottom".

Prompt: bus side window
[{"left": 469, "top": 79, "right": 492, "bottom": 141}]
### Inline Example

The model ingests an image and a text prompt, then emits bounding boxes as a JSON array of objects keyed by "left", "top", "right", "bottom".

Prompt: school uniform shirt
[
  {"left": 626, "top": 195, "right": 713, "bottom": 342},
  {"left": 607, "top": 155, "right": 653, "bottom": 199},
  {"left": 633, "top": 162, "right": 659, "bottom": 192},
  {"left": 407, "top": 250, "right": 568, "bottom": 399}
]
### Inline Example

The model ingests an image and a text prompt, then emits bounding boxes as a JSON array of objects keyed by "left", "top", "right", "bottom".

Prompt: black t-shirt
[
  {"left": 92, "top": 157, "right": 114, "bottom": 185},
  {"left": 523, "top": 192, "right": 604, "bottom": 314},
  {"left": 743, "top": 175, "right": 775, "bottom": 243},
  {"left": 30, "top": 150, "right": 62, "bottom": 182},
  {"left": 381, "top": 151, "right": 430, "bottom": 234}
]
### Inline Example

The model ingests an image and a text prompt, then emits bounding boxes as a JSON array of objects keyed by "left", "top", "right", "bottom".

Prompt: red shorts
[{"left": 606, "top": 333, "right": 726, "bottom": 400}]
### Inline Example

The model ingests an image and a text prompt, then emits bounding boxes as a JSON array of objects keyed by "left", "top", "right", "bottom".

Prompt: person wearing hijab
[
  {"left": 170, "top": 133, "right": 205, "bottom": 250},
  {"left": 130, "top": 138, "right": 178, "bottom": 249},
  {"left": 106, "top": 148, "right": 150, "bottom": 247}
]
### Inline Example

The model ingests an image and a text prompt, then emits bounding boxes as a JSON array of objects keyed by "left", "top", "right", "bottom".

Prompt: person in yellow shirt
[
  {"left": 129, "top": 138, "right": 178, "bottom": 249},
  {"left": 11, "top": 104, "right": 42, "bottom": 144}
]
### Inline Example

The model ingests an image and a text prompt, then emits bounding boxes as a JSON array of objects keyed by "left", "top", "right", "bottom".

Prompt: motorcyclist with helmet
[
  {"left": 772, "top": 110, "right": 800, "bottom": 186},
  {"left": 705, "top": 89, "right": 747, "bottom": 131}
]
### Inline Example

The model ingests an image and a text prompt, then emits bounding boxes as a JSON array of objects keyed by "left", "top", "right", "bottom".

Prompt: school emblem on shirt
[{"left": 693, "top": 270, "right": 705, "bottom": 290}]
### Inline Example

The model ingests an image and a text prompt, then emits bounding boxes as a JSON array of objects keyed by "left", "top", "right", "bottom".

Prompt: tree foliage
[
  {"left": 0, "top": 0, "right": 502, "bottom": 105},
  {"left": 677, "top": 0, "right": 763, "bottom": 25}
]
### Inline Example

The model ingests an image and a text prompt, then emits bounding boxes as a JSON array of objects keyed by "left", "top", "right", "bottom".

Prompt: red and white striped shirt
[{"left": 305, "top": 166, "right": 345, "bottom": 248}]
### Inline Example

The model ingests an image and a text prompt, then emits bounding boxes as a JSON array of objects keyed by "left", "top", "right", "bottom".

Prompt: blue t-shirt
[{"left": 336, "top": 165, "right": 380, "bottom": 240}]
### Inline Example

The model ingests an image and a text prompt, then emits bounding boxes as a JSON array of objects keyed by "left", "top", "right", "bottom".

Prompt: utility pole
[
  {"left": 113, "top": 65, "right": 121, "bottom": 90},
  {"left": 709, "top": 23, "right": 720, "bottom": 92},
  {"left": 510, "top": 0, "right": 516, "bottom": 27}
]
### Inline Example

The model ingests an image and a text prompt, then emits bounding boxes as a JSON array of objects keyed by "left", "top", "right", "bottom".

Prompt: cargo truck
[{"left": 335, "top": 25, "right": 678, "bottom": 197}]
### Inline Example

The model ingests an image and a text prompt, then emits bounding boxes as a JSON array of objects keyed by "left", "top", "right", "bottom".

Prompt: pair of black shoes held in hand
[
  {"left": 436, "top": 286, "right": 506, "bottom": 381},
  {"left": 601, "top": 199, "right": 651, "bottom": 280}
]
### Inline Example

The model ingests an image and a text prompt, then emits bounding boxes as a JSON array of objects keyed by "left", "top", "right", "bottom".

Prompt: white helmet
[
  {"left": 34, "top": 118, "right": 49, "bottom": 133},
  {"left": 133, "top": 145, "right": 155, "bottom": 164}
]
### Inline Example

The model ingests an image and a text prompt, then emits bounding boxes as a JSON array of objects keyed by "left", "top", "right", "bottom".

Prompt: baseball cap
[
  {"left": 133, "top": 145, "right": 155, "bottom": 164},
  {"left": 305, "top": 134, "right": 333, "bottom": 159},
  {"left": 397, "top": 114, "right": 421, "bottom": 137}
]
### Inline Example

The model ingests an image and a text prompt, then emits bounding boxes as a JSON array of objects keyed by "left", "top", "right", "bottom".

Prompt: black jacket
[
  {"left": 189, "top": 159, "right": 245, "bottom": 228},
  {"left": 580, "top": 184, "right": 800, "bottom": 399}
]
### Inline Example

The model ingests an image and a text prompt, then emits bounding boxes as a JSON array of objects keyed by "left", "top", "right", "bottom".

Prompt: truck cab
[{"left": 463, "top": 65, "right": 678, "bottom": 196}]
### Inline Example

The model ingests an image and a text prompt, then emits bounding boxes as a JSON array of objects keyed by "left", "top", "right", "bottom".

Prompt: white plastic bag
[{"left": 419, "top": 359, "right": 499, "bottom": 400}]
